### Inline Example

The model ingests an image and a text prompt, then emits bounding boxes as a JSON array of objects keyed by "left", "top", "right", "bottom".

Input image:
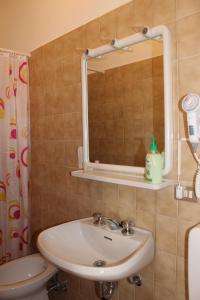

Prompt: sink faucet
[
  {"left": 92, "top": 213, "right": 135, "bottom": 235},
  {"left": 93, "top": 213, "right": 121, "bottom": 230}
]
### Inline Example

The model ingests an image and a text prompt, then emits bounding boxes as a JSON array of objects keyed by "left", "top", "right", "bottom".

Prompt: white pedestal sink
[{"left": 37, "top": 217, "right": 154, "bottom": 281}]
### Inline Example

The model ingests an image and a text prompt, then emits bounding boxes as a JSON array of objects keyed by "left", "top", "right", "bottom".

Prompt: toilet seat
[{"left": 0, "top": 253, "right": 57, "bottom": 300}]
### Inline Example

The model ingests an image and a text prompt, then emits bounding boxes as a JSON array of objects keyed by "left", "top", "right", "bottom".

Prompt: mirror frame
[{"left": 81, "top": 25, "right": 173, "bottom": 176}]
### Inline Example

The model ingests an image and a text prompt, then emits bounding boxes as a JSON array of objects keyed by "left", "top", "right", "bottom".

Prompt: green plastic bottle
[{"left": 145, "top": 136, "right": 163, "bottom": 184}]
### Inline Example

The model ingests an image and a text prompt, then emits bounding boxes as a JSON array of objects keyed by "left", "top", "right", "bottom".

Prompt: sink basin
[{"left": 37, "top": 217, "right": 154, "bottom": 281}]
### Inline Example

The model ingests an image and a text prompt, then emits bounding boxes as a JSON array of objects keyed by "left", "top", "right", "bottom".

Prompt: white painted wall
[{"left": 0, "top": 0, "right": 131, "bottom": 53}]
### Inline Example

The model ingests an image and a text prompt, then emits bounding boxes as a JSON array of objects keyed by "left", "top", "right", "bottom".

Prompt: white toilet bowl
[{"left": 0, "top": 253, "right": 57, "bottom": 300}]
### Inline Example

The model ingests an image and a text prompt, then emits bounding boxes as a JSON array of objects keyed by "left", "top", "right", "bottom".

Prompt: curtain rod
[{"left": 0, "top": 47, "right": 31, "bottom": 58}]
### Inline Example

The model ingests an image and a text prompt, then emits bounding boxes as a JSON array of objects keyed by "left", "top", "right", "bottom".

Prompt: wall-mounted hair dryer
[
  {"left": 182, "top": 93, "right": 200, "bottom": 199},
  {"left": 182, "top": 93, "right": 200, "bottom": 148}
]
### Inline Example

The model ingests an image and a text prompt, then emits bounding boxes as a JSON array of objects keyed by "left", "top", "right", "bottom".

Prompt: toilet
[{"left": 0, "top": 253, "right": 57, "bottom": 300}]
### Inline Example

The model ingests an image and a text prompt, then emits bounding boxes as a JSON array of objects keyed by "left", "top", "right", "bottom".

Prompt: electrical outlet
[
  {"left": 183, "top": 186, "right": 196, "bottom": 201},
  {"left": 175, "top": 185, "right": 197, "bottom": 202}
]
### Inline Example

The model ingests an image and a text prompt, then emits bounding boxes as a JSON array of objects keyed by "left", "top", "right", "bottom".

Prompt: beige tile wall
[
  {"left": 88, "top": 56, "right": 164, "bottom": 166},
  {"left": 30, "top": 0, "right": 200, "bottom": 299}
]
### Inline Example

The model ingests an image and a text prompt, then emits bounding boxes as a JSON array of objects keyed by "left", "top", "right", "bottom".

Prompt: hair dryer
[{"left": 182, "top": 93, "right": 200, "bottom": 199}]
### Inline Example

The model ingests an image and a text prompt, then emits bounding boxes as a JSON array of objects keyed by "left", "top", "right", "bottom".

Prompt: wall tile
[
  {"left": 152, "top": 0, "right": 176, "bottom": 25},
  {"left": 155, "top": 250, "right": 176, "bottom": 291},
  {"left": 63, "top": 83, "right": 82, "bottom": 114},
  {"left": 177, "top": 218, "right": 197, "bottom": 257},
  {"left": 179, "top": 142, "right": 197, "bottom": 182},
  {"left": 31, "top": 116, "right": 45, "bottom": 140},
  {"left": 85, "top": 19, "right": 102, "bottom": 49},
  {"left": 29, "top": 48, "right": 45, "bottom": 88},
  {"left": 89, "top": 180, "right": 103, "bottom": 201},
  {"left": 116, "top": 2, "right": 134, "bottom": 38},
  {"left": 118, "top": 185, "right": 136, "bottom": 220},
  {"left": 62, "top": 59, "right": 81, "bottom": 86},
  {"left": 154, "top": 284, "right": 176, "bottom": 300},
  {"left": 156, "top": 186, "right": 178, "bottom": 218},
  {"left": 178, "top": 200, "right": 200, "bottom": 222},
  {"left": 135, "top": 279, "right": 154, "bottom": 300},
  {"left": 102, "top": 183, "right": 118, "bottom": 217},
  {"left": 66, "top": 168, "right": 79, "bottom": 195},
  {"left": 136, "top": 210, "right": 156, "bottom": 233},
  {"left": 136, "top": 189, "right": 156, "bottom": 213},
  {"left": 64, "top": 112, "right": 82, "bottom": 141},
  {"left": 176, "top": 256, "right": 187, "bottom": 300},
  {"left": 118, "top": 278, "right": 135, "bottom": 300},
  {"left": 177, "top": 13, "right": 200, "bottom": 59},
  {"left": 52, "top": 114, "right": 65, "bottom": 139},
  {"left": 140, "top": 262, "right": 155, "bottom": 281},
  {"left": 75, "top": 178, "right": 91, "bottom": 199},
  {"left": 179, "top": 54, "right": 200, "bottom": 96},
  {"left": 176, "top": 0, "right": 200, "bottom": 20},
  {"left": 54, "top": 141, "right": 66, "bottom": 166},
  {"left": 65, "top": 141, "right": 80, "bottom": 168},
  {"left": 70, "top": 26, "right": 86, "bottom": 58},
  {"left": 61, "top": 32, "right": 77, "bottom": 64},
  {"left": 43, "top": 115, "right": 55, "bottom": 140},
  {"left": 156, "top": 214, "right": 177, "bottom": 254},
  {"left": 79, "top": 278, "right": 97, "bottom": 299},
  {"left": 100, "top": 10, "right": 117, "bottom": 41},
  {"left": 132, "top": 0, "right": 153, "bottom": 28},
  {"left": 30, "top": 86, "right": 45, "bottom": 118}
]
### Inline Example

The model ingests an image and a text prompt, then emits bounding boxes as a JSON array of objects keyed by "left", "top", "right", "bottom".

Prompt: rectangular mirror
[
  {"left": 88, "top": 39, "right": 164, "bottom": 167},
  {"left": 81, "top": 25, "right": 173, "bottom": 176}
]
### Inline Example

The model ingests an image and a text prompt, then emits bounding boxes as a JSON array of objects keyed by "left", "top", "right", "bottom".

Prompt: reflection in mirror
[{"left": 88, "top": 39, "right": 164, "bottom": 167}]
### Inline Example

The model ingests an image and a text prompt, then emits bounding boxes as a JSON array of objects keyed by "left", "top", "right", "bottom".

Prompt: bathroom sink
[{"left": 37, "top": 217, "right": 154, "bottom": 281}]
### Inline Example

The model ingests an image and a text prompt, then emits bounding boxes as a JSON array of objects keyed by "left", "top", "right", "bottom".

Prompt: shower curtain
[{"left": 0, "top": 52, "right": 30, "bottom": 264}]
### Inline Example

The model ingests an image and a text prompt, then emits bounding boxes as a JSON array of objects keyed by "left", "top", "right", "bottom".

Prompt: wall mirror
[{"left": 81, "top": 25, "right": 173, "bottom": 176}]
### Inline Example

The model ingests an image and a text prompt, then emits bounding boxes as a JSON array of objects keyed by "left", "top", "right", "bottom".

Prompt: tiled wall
[
  {"left": 88, "top": 56, "right": 164, "bottom": 166},
  {"left": 30, "top": 0, "right": 200, "bottom": 299}
]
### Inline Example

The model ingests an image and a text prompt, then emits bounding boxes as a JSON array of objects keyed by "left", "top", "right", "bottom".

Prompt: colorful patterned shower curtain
[{"left": 0, "top": 52, "right": 30, "bottom": 264}]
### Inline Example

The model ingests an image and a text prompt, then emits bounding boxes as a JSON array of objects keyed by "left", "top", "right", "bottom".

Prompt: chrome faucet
[
  {"left": 92, "top": 213, "right": 135, "bottom": 235},
  {"left": 93, "top": 213, "right": 121, "bottom": 230}
]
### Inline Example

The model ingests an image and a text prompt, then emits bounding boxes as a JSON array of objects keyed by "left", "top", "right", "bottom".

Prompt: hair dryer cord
[{"left": 194, "top": 153, "right": 200, "bottom": 199}]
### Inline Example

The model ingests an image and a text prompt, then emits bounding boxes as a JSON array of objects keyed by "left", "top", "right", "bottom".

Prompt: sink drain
[{"left": 93, "top": 260, "right": 106, "bottom": 267}]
